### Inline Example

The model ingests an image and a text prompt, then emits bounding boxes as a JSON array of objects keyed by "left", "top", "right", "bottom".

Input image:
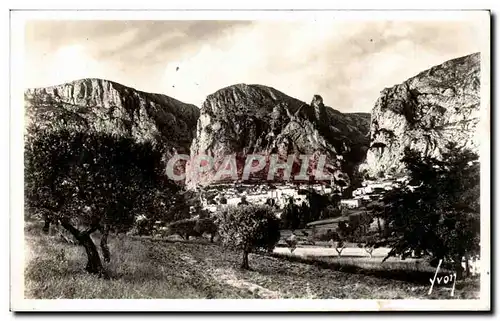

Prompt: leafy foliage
[
  {"left": 25, "top": 128, "right": 178, "bottom": 274},
  {"left": 322, "top": 205, "right": 342, "bottom": 219},
  {"left": 280, "top": 191, "right": 342, "bottom": 230},
  {"left": 25, "top": 128, "right": 177, "bottom": 227},
  {"left": 215, "top": 204, "right": 280, "bottom": 269},
  {"left": 381, "top": 142, "right": 480, "bottom": 275},
  {"left": 280, "top": 197, "right": 302, "bottom": 230}
]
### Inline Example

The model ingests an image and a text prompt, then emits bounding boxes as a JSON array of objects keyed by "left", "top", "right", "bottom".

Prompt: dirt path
[{"left": 210, "top": 268, "right": 283, "bottom": 299}]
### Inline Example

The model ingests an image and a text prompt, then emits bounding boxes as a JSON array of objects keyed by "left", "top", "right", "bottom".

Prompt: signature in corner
[{"left": 428, "top": 259, "right": 457, "bottom": 297}]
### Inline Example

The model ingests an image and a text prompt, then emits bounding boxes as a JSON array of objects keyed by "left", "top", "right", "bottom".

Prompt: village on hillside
[
  {"left": 198, "top": 176, "right": 408, "bottom": 212},
  {"left": 192, "top": 174, "right": 412, "bottom": 242}
]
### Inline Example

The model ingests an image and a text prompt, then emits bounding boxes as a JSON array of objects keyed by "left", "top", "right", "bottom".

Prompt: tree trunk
[
  {"left": 59, "top": 218, "right": 108, "bottom": 278},
  {"left": 241, "top": 250, "right": 250, "bottom": 269},
  {"left": 43, "top": 215, "right": 51, "bottom": 234},
  {"left": 465, "top": 254, "right": 471, "bottom": 277},
  {"left": 80, "top": 233, "right": 106, "bottom": 277},
  {"left": 100, "top": 225, "right": 111, "bottom": 263},
  {"left": 455, "top": 255, "right": 464, "bottom": 280}
]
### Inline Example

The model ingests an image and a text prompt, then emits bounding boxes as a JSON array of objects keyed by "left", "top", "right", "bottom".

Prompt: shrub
[
  {"left": 166, "top": 217, "right": 218, "bottom": 242},
  {"left": 215, "top": 204, "right": 280, "bottom": 269}
]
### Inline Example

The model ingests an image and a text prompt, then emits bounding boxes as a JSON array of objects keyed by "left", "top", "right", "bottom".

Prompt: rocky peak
[
  {"left": 360, "top": 52, "right": 481, "bottom": 177},
  {"left": 311, "top": 94, "right": 324, "bottom": 108},
  {"left": 186, "top": 84, "right": 370, "bottom": 189},
  {"left": 25, "top": 78, "right": 201, "bottom": 184},
  {"left": 25, "top": 78, "right": 200, "bottom": 150},
  {"left": 311, "top": 94, "right": 327, "bottom": 125}
]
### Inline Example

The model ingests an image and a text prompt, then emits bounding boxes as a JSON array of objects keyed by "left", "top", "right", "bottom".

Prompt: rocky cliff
[
  {"left": 25, "top": 79, "right": 200, "bottom": 187},
  {"left": 25, "top": 78, "right": 200, "bottom": 156},
  {"left": 360, "top": 53, "right": 481, "bottom": 177},
  {"left": 186, "top": 84, "right": 370, "bottom": 189}
]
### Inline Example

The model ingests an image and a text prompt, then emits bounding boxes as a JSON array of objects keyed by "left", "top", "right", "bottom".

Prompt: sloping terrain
[{"left": 25, "top": 221, "right": 479, "bottom": 300}]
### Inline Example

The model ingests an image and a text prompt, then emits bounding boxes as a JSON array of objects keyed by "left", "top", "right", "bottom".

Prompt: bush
[
  {"left": 215, "top": 204, "right": 280, "bottom": 269},
  {"left": 322, "top": 205, "right": 342, "bottom": 219},
  {"left": 165, "top": 217, "right": 218, "bottom": 242}
]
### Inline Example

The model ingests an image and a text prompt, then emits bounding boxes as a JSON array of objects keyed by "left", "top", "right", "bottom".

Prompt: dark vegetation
[
  {"left": 164, "top": 217, "right": 218, "bottom": 242},
  {"left": 279, "top": 142, "right": 480, "bottom": 280},
  {"left": 375, "top": 142, "right": 480, "bottom": 278},
  {"left": 25, "top": 127, "right": 178, "bottom": 277},
  {"left": 280, "top": 191, "right": 342, "bottom": 230}
]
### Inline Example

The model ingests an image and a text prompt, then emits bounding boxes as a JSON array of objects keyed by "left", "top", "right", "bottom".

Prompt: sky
[{"left": 24, "top": 19, "right": 483, "bottom": 112}]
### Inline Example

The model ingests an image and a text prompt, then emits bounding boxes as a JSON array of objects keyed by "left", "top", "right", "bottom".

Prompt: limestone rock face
[
  {"left": 25, "top": 78, "right": 200, "bottom": 186},
  {"left": 25, "top": 78, "right": 200, "bottom": 156},
  {"left": 360, "top": 53, "right": 481, "bottom": 176},
  {"left": 186, "top": 84, "right": 370, "bottom": 189}
]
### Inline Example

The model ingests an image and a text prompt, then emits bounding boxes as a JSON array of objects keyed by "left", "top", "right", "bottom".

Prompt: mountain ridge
[
  {"left": 24, "top": 50, "right": 481, "bottom": 189},
  {"left": 24, "top": 78, "right": 201, "bottom": 178},
  {"left": 186, "top": 83, "right": 371, "bottom": 189}
]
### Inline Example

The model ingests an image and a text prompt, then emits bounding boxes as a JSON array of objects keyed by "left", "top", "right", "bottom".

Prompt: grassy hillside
[{"left": 24, "top": 220, "right": 480, "bottom": 299}]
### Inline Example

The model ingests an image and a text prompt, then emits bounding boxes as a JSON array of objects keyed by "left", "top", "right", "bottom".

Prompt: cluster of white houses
[
  {"left": 200, "top": 182, "right": 335, "bottom": 215},
  {"left": 340, "top": 176, "right": 410, "bottom": 209},
  {"left": 199, "top": 176, "right": 411, "bottom": 217}
]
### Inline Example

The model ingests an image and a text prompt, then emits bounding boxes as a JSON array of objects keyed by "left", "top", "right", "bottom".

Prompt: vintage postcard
[{"left": 10, "top": 9, "right": 491, "bottom": 312}]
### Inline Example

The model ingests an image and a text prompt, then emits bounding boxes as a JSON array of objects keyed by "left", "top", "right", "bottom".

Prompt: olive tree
[
  {"left": 215, "top": 204, "right": 280, "bottom": 269},
  {"left": 25, "top": 128, "right": 177, "bottom": 277}
]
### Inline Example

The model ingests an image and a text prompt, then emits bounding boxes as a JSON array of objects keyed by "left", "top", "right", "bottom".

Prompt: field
[{"left": 24, "top": 221, "right": 480, "bottom": 299}]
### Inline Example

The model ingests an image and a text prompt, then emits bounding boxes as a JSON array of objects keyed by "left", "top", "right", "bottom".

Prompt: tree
[
  {"left": 25, "top": 128, "right": 177, "bottom": 277},
  {"left": 265, "top": 197, "right": 276, "bottom": 207},
  {"left": 305, "top": 190, "right": 329, "bottom": 222},
  {"left": 381, "top": 143, "right": 480, "bottom": 277},
  {"left": 366, "top": 201, "right": 388, "bottom": 236},
  {"left": 281, "top": 197, "right": 301, "bottom": 229},
  {"left": 329, "top": 193, "right": 342, "bottom": 209},
  {"left": 298, "top": 202, "right": 311, "bottom": 228},
  {"left": 238, "top": 196, "right": 249, "bottom": 206},
  {"left": 332, "top": 211, "right": 376, "bottom": 257},
  {"left": 215, "top": 204, "right": 280, "bottom": 269}
]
